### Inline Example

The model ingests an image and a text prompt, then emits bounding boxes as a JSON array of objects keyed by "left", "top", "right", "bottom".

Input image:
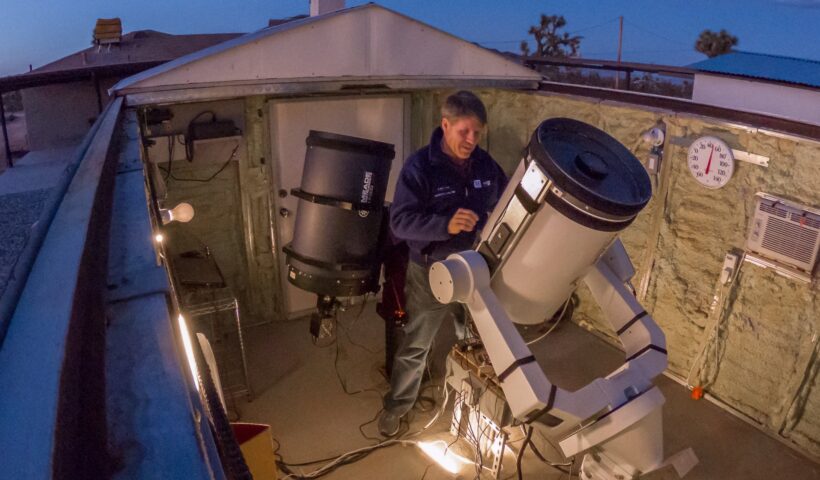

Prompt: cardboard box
[{"left": 232, "top": 423, "right": 278, "bottom": 479}]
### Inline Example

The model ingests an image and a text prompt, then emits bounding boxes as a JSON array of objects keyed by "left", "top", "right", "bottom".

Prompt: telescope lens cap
[{"left": 529, "top": 118, "right": 652, "bottom": 218}]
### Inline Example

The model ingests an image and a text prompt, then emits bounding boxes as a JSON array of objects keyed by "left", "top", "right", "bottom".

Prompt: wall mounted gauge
[{"left": 687, "top": 136, "right": 734, "bottom": 189}]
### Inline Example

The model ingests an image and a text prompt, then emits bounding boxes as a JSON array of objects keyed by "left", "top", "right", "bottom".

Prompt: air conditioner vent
[
  {"left": 791, "top": 212, "right": 820, "bottom": 229},
  {"left": 746, "top": 193, "right": 820, "bottom": 276},
  {"left": 759, "top": 203, "right": 788, "bottom": 218}
]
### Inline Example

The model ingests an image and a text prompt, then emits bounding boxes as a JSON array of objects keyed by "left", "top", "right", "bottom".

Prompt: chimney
[
  {"left": 310, "top": 0, "right": 345, "bottom": 17},
  {"left": 93, "top": 18, "right": 122, "bottom": 46}
]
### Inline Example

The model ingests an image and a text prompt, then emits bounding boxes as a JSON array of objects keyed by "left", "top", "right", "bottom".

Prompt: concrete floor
[{"left": 235, "top": 303, "right": 819, "bottom": 480}]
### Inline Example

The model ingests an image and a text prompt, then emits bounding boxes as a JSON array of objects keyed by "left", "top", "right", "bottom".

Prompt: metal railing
[
  {"left": 524, "top": 56, "right": 696, "bottom": 99},
  {"left": 0, "top": 97, "right": 123, "bottom": 477},
  {"left": 0, "top": 97, "right": 229, "bottom": 479}
]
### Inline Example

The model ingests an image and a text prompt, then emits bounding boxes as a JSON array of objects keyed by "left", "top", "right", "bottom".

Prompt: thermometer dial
[{"left": 687, "top": 136, "right": 734, "bottom": 189}]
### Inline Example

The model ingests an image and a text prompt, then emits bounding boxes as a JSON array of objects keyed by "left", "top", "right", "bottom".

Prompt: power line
[
  {"left": 568, "top": 16, "right": 621, "bottom": 35},
  {"left": 476, "top": 18, "right": 693, "bottom": 59},
  {"left": 477, "top": 39, "right": 528, "bottom": 45},
  {"left": 474, "top": 15, "right": 621, "bottom": 46},
  {"left": 623, "top": 19, "right": 691, "bottom": 47},
  {"left": 583, "top": 49, "right": 693, "bottom": 56}
]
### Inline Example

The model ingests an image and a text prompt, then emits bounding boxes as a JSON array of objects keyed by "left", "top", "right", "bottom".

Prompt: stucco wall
[
  {"left": 472, "top": 88, "right": 820, "bottom": 460},
  {"left": 22, "top": 78, "right": 118, "bottom": 151}
]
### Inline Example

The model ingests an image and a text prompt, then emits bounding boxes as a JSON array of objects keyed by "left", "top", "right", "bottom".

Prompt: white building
[{"left": 690, "top": 51, "right": 820, "bottom": 126}]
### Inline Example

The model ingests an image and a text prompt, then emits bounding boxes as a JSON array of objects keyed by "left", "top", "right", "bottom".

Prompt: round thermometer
[{"left": 687, "top": 136, "right": 734, "bottom": 189}]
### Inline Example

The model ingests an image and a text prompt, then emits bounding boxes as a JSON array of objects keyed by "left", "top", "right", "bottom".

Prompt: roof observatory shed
[
  {"left": 112, "top": 2, "right": 542, "bottom": 322},
  {"left": 3, "top": 1, "right": 820, "bottom": 479}
]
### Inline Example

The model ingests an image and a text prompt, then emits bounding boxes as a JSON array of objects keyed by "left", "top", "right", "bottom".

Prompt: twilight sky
[{"left": 1, "top": 0, "right": 819, "bottom": 77}]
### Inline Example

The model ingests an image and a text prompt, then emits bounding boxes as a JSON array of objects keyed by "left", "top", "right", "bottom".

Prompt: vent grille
[
  {"left": 761, "top": 217, "right": 818, "bottom": 265},
  {"left": 746, "top": 194, "right": 820, "bottom": 275},
  {"left": 791, "top": 212, "right": 820, "bottom": 229},
  {"left": 760, "top": 203, "right": 788, "bottom": 218}
]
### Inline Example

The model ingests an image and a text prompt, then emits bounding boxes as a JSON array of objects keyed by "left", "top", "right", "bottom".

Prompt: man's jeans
[{"left": 384, "top": 261, "right": 465, "bottom": 416}]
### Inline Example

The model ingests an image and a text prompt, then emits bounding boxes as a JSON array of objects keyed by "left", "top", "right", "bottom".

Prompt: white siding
[{"left": 693, "top": 74, "right": 820, "bottom": 126}]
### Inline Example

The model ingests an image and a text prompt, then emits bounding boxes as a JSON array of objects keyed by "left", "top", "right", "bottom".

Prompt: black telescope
[{"left": 283, "top": 130, "right": 394, "bottom": 333}]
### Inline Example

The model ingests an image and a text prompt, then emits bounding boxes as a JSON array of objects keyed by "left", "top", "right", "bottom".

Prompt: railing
[
  {"left": 524, "top": 56, "right": 696, "bottom": 99},
  {"left": 0, "top": 99, "right": 225, "bottom": 479},
  {"left": 0, "top": 97, "right": 123, "bottom": 477}
]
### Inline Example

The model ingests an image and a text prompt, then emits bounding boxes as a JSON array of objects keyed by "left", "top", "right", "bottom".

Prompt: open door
[{"left": 268, "top": 96, "right": 408, "bottom": 317}]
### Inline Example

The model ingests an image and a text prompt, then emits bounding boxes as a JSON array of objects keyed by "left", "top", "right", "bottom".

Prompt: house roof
[
  {"left": 112, "top": 4, "right": 542, "bottom": 102},
  {"left": 29, "top": 30, "right": 243, "bottom": 75},
  {"left": 689, "top": 51, "right": 820, "bottom": 89},
  {"left": 0, "top": 30, "right": 243, "bottom": 92}
]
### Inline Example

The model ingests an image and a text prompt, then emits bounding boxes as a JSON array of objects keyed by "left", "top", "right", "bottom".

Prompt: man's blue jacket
[{"left": 390, "top": 127, "right": 508, "bottom": 267}]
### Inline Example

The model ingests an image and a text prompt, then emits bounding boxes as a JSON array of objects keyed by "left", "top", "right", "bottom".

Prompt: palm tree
[{"left": 695, "top": 29, "right": 739, "bottom": 58}]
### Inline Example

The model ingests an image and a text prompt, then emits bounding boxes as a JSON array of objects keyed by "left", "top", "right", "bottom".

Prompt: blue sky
[{"left": 1, "top": 0, "right": 819, "bottom": 77}]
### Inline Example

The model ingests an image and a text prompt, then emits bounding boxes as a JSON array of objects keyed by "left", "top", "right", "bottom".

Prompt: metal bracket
[{"left": 669, "top": 135, "right": 770, "bottom": 167}]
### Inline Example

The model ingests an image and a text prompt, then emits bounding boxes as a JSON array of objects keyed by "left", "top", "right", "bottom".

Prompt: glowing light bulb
[
  {"left": 161, "top": 202, "right": 195, "bottom": 224},
  {"left": 155, "top": 233, "right": 164, "bottom": 243}
]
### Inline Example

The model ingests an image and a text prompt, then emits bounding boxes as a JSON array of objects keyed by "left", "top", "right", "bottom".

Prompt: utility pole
[{"left": 615, "top": 16, "right": 623, "bottom": 89}]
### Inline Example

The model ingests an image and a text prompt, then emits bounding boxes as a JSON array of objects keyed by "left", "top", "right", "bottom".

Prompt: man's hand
[{"left": 447, "top": 208, "right": 479, "bottom": 235}]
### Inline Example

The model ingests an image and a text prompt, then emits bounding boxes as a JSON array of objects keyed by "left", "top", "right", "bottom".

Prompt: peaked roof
[
  {"left": 113, "top": 4, "right": 541, "bottom": 99},
  {"left": 29, "top": 30, "right": 244, "bottom": 75},
  {"left": 0, "top": 30, "right": 243, "bottom": 93},
  {"left": 689, "top": 51, "right": 820, "bottom": 89}
]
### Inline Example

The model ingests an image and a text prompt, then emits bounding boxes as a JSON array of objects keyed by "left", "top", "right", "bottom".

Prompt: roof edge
[{"left": 112, "top": 3, "right": 541, "bottom": 95}]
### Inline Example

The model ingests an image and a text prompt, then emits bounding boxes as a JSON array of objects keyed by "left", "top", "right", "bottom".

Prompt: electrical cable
[
  {"left": 186, "top": 110, "right": 217, "bottom": 161},
  {"left": 337, "top": 310, "right": 382, "bottom": 354},
  {"left": 516, "top": 424, "right": 533, "bottom": 480},
  {"left": 519, "top": 425, "right": 572, "bottom": 474},
  {"left": 525, "top": 293, "right": 575, "bottom": 345},
  {"left": 358, "top": 408, "right": 385, "bottom": 443},
  {"left": 278, "top": 318, "right": 456, "bottom": 478},
  {"left": 164, "top": 134, "right": 175, "bottom": 181},
  {"left": 160, "top": 141, "right": 240, "bottom": 183},
  {"left": 622, "top": 19, "right": 690, "bottom": 47},
  {"left": 568, "top": 16, "right": 622, "bottom": 35},
  {"left": 333, "top": 332, "right": 382, "bottom": 398}
]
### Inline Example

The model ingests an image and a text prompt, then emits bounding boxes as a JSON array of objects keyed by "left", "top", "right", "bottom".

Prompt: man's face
[{"left": 441, "top": 115, "right": 484, "bottom": 161}]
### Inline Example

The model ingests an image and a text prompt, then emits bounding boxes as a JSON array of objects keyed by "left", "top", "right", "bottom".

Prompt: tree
[
  {"left": 1, "top": 91, "right": 23, "bottom": 113},
  {"left": 695, "top": 29, "right": 738, "bottom": 58},
  {"left": 520, "top": 14, "right": 582, "bottom": 58}
]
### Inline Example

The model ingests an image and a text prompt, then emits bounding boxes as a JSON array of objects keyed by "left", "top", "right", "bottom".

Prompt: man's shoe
[{"left": 378, "top": 410, "right": 401, "bottom": 437}]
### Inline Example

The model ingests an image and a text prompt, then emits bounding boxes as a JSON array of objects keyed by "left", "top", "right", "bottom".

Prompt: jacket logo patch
[
  {"left": 483, "top": 180, "right": 492, "bottom": 187},
  {"left": 473, "top": 179, "right": 482, "bottom": 188},
  {"left": 433, "top": 188, "right": 456, "bottom": 198}
]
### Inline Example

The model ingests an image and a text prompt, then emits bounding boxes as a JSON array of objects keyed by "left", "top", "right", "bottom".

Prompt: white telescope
[{"left": 430, "top": 118, "right": 684, "bottom": 478}]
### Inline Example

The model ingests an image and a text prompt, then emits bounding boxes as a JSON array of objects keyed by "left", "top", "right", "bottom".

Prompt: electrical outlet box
[{"left": 719, "top": 252, "right": 739, "bottom": 285}]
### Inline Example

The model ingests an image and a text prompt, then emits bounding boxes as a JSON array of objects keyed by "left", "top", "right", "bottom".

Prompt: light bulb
[{"left": 161, "top": 202, "right": 195, "bottom": 224}]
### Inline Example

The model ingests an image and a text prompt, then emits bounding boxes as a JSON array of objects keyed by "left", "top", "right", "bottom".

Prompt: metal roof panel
[{"left": 689, "top": 51, "right": 820, "bottom": 89}]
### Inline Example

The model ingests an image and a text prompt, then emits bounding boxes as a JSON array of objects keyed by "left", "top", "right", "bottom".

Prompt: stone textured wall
[{"left": 414, "top": 89, "right": 819, "bottom": 459}]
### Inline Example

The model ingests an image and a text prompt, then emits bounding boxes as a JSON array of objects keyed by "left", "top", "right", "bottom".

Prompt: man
[{"left": 379, "top": 91, "right": 508, "bottom": 437}]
